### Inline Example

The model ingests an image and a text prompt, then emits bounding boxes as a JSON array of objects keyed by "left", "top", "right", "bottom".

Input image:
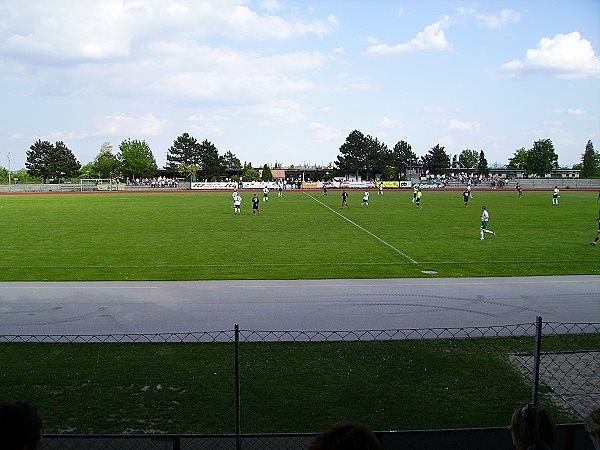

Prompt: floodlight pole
[{"left": 7, "top": 152, "right": 11, "bottom": 187}]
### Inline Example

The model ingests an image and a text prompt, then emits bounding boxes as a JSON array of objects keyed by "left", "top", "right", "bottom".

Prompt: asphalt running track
[{"left": 0, "top": 276, "right": 598, "bottom": 337}]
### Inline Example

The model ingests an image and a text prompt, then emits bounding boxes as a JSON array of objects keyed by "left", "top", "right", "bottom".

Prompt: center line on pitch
[{"left": 304, "top": 192, "right": 418, "bottom": 265}]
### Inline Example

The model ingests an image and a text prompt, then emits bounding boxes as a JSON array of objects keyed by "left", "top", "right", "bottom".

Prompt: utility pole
[{"left": 7, "top": 152, "right": 10, "bottom": 187}]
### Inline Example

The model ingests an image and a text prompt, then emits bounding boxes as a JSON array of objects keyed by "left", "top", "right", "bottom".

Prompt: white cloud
[
  {"left": 0, "top": 0, "right": 339, "bottom": 106},
  {"left": 189, "top": 123, "right": 223, "bottom": 136},
  {"left": 502, "top": 32, "right": 600, "bottom": 78},
  {"left": 310, "top": 122, "right": 341, "bottom": 141},
  {"left": 365, "top": 16, "right": 451, "bottom": 55},
  {"left": 260, "top": 0, "right": 281, "bottom": 12},
  {"left": 251, "top": 100, "right": 306, "bottom": 125},
  {"left": 0, "top": 1, "right": 339, "bottom": 64},
  {"left": 472, "top": 8, "right": 520, "bottom": 29},
  {"left": 446, "top": 119, "right": 480, "bottom": 131},
  {"left": 31, "top": 131, "right": 90, "bottom": 142},
  {"left": 378, "top": 117, "right": 404, "bottom": 129},
  {"left": 96, "top": 113, "right": 167, "bottom": 136},
  {"left": 567, "top": 108, "right": 585, "bottom": 116}
]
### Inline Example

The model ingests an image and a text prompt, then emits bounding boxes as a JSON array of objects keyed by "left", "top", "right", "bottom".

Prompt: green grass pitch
[
  {"left": 3, "top": 334, "right": 597, "bottom": 433},
  {"left": 0, "top": 189, "right": 598, "bottom": 281}
]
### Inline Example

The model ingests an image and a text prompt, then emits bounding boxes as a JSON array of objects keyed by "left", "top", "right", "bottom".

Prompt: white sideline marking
[
  {"left": 304, "top": 192, "right": 418, "bottom": 265},
  {"left": 0, "top": 259, "right": 594, "bottom": 270}
]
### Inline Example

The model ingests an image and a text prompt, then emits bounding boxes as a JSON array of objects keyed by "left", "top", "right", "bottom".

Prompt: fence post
[
  {"left": 235, "top": 323, "right": 241, "bottom": 450},
  {"left": 531, "top": 316, "right": 543, "bottom": 406}
]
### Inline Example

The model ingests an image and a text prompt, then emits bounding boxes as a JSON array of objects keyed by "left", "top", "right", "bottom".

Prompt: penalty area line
[{"left": 304, "top": 192, "right": 419, "bottom": 265}]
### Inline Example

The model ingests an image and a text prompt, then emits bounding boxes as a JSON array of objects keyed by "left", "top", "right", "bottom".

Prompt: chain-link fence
[{"left": 1, "top": 318, "right": 598, "bottom": 449}]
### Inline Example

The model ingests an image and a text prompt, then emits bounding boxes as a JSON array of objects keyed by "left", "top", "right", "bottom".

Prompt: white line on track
[{"left": 304, "top": 192, "right": 418, "bottom": 264}]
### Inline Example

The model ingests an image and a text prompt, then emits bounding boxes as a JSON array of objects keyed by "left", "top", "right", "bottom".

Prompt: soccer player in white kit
[
  {"left": 552, "top": 186, "right": 560, "bottom": 206},
  {"left": 233, "top": 193, "right": 241, "bottom": 215},
  {"left": 361, "top": 190, "right": 369, "bottom": 208},
  {"left": 263, "top": 186, "right": 269, "bottom": 202},
  {"left": 480, "top": 206, "right": 496, "bottom": 240}
]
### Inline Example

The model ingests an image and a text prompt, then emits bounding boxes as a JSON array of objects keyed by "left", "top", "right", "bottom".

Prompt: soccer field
[{"left": 0, "top": 189, "right": 598, "bottom": 281}]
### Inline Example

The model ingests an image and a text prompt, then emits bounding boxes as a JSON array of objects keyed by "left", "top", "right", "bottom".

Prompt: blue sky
[{"left": 1, "top": 0, "right": 599, "bottom": 171}]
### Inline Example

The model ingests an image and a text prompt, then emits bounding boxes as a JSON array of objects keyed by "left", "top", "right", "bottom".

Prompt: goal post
[{"left": 80, "top": 178, "right": 114, "bottom": 192}]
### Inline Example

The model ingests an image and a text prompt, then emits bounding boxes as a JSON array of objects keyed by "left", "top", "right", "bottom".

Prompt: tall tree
[
  {"left": 477, "top": 150, "right": 489, "bottom": 175},
  {"left": 336, "top": 130, "right": 369, "bottom": 178},
  {"left": 458, "top": 149, "right": 479, "bottom": 169},
  {"left": 364, "top": 135, "right": 390, "bottom": 179},
  {"left": 198, "top": 139, "right": 224, "bottom": 181},
  {"left": 421, "top": 144, "right": 450, "bottom": 175},
  {"left": 261, "top": 164, "right": 274, "bottom": 181},
  {"left": 527, "top": 139, "right": 558, "bottom": 177},
  {"left": 223, "top": 151, "right": 242, "bottom": 170},
  {"left": 0, "top": 166, "right": 8, "bottom": 184},
  {"left": 26, "top": 139, "right": 53, "bottom": 182},
  {"left": 390, "top": 140, "right": 417, "bottom": 179},
  {"left": 507, "top": 148, "right": 529, "bottom": 170},
  {"left": 93, "top": 142, "right": 120, "bottom": 179},
  {"left": 79, "top": 162, "right": 97, "bottom": 179},
  {"left": 118, "top": 139, "right": 157, "bottom": 179},
  {"left": 26, "top": 140, "right": 80, "bottom": 182},
  {"left": 335, "top": 130, "right": 390, "bottom": 179},
  {"left": 49, "top": 141, "right": 81, "bottom": 181},
  {"left": 166, "top": 133, "right": 201, "bottom": 171},
  {"left": 580, "top": 140, "right": 599, "bottom": 178}
]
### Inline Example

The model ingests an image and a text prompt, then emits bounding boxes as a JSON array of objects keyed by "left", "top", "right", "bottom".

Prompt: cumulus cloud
[
  {"left": 310, "top": 122, "right": 341, "bottom": 141},
  {"left": 365, "top": 16, "right": 451, "bottom": 55},
  {"left": 251, "top": 100, "right": 306, "bottom": 125},
  {"left": 378, "top": 117, "right": 404, "bottom": 129},
  {"left": 0, "top": 0, "right": 343, "bottom": 109},
  {"left": 96, "top": 113, "right": 167, "bottom": 136},
  {"left": 467, "top": 8, "right": 520, "bottom": 29},
  {"left": 501, "top": 32, "right": 600, "bottom": 78},
  {"left": 0, "top": 1, "right": 339, "bottom": 63},
  {"left": 260, "top": 0, "right": 281, "bottom": 12},
  {"left": 446, "top": 119, "right": 480, "bottom": 131}
]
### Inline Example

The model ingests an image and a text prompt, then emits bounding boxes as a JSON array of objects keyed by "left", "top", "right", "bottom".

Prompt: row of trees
[
  {"left": 166, "top": 133, "right": 242, "bottom": 181},
  {"left": 507, "top": 139, "right": 599, "bottom": 178},
  {"left": 336, "top": 130, "right": 599, "bottom": 179},
  {"left": 166, "top": 133, "right": 278, "bottom": 181},
  {"left": 6, "top": 132, "right": 599, "bottom": 184},
  {"left": 25, "top": 139, "right": 159, "bottom": 183},
  {"left": 21, "top": 134, "right": 249, "bottom": 183},
  {"left": 336, "top": 130, "right": 489, "bottom": 180}
]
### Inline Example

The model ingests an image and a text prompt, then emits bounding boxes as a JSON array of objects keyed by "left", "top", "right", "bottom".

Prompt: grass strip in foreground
[{"left": 1, "top": 333, "right": 597, "bottom": 433}]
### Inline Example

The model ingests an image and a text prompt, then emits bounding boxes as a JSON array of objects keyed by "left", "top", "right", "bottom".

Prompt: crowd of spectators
[{"left": 125, "top": 176, "right": 179, "bottom": 188}]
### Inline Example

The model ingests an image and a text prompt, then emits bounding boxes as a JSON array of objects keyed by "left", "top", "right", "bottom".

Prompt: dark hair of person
[
  {"left": 0, "top": 402, "right": 43, "bottom": 450},
  {"left": 510, "top": 404, "right": 557, "bottom": 450},
  {"left": 308, "top": 421, "right": 382, "bottom": 450},
  {"left": 586, "top": 407, "right": 600, "bottom": 436}
]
